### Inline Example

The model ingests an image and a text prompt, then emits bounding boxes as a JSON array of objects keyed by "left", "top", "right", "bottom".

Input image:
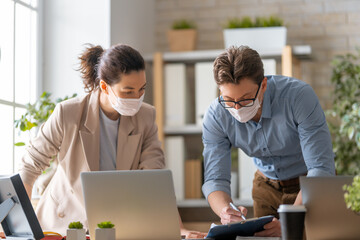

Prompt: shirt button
[
  {"left": 58, "top": 213, "right": 65, "bottom": 218},
  {"left": 263, "top": 148, "right": 267, "bottom": 151}
]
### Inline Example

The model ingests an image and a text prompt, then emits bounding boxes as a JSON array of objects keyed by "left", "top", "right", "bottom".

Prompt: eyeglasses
[{"left": 218, "top": 83, "right": 261, "bottom": 108}]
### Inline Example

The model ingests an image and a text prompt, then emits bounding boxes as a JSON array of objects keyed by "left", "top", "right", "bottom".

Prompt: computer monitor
[{"left": 0, "top": 174, "right": 44, "bottom": 240}]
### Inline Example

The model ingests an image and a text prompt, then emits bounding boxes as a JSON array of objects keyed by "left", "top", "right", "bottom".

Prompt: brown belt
[{"left": 257, "top": 170, "right": 302, "bottom": 187}]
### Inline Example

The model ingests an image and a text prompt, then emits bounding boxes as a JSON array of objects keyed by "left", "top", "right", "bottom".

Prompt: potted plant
[
  {"left": 223, "top": 16, "right": 286, "bottom": 54},
  {"left": 95, "top": 221, "right": 115, "bottom": 240},
  {"left": 326, "top": 49, "right": 360, "bottom": 175},
  {"left": 67, "top": 221, "right": 86, "bottom": 240},
  {"left": 167, "top": 19, "right": 197, "bottom": 52},
  {"left": 343, "top": 175, "right": 360, "bottom": 214}
]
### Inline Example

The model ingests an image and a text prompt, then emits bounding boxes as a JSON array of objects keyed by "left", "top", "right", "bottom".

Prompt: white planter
[
  {"left": 223, "top": 26, "right": 287, "bottom": 54},
  {"left": 66, "top": 229, "right": 86, "bottom": 240},
  {"left": 95, "top": 228, "right": 115, "bottom": 240}
]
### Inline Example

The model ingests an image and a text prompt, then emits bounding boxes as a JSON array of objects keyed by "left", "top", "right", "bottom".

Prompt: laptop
[
  {"left": 81, "top": 169, "right": 181, "bottom": 240},
  {"left": 300, "top": 176, "right": 360, "bottom": 240}
]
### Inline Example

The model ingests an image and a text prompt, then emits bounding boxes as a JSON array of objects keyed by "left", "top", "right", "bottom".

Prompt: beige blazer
[{"left": 19, "top": 89, "right": 165, "bottom": 235}]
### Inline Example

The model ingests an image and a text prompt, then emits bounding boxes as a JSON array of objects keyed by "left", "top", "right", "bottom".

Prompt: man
[{"left": 202, "top": 46, "right": 335, "bottom": 237}]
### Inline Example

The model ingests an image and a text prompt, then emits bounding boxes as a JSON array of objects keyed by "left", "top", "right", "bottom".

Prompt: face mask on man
[
  {"left": 227, "top": 97, "right": 261, "bottom": 123},
  {"left": 108, "top": 87, "right": 144, "bottom": 116}
]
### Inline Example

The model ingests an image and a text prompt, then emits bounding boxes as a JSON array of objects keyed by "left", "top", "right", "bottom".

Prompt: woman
[{"left": 19, "top": 44, "right": 206, "bottom": 238}]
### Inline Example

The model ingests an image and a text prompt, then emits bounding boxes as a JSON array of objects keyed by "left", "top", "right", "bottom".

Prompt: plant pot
[
  {"left": 66, "top": 229, "right": 86, "bottom": 240},
  {"left": 223, "top": 26, "right": 287, "bottom": 54},
  {"left": 95, "top": 228, "right": 115, "bottom": 240},
  {"left": 167, "top": 29, "right": 197, "bottom": 52}
]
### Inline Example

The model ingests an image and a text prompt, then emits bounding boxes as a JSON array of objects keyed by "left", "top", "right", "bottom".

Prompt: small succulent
[
  {"left": 68, "top": 221, "right": 84, "bottom": 229},
  {"left": 97, "top": 221, "right": 115, "bottom": 229},
  {"left": 172, "top": 19, "right": 196, "bottom": 30}
]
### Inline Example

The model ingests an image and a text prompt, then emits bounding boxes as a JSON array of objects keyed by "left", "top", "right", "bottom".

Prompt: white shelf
[
  {"left": 177, "top": 199, "right": 253, "bottom": 208},
  {"left": 144, "top": 45, "right": 311, "bottom": 62},
  {"left": 164, "top": 124, "right": 202, "bottom": 135}
]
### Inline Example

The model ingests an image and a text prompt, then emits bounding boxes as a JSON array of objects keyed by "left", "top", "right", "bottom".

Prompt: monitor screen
[{"left": 0, "top": 174, "right": 43, "bottom": 240}]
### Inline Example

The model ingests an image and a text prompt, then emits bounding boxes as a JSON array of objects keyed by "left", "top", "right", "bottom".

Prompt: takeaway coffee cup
[{"left": 278, "top": 204, "right": 306, "bottom": 240}]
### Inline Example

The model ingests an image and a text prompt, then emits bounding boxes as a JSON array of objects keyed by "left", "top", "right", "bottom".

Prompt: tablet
[{"left": 206, "top": 215, "right": 274, "bottom": 240}]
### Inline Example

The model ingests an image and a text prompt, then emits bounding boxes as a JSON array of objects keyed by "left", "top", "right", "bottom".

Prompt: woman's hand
[
  {"left": 254, "top": 217, "right": 281, "bottom": 237},
  {"left": 180, "top": 228, "right": 208, "bottom": 239},
  {"left": 219, "top": 205, "right": 248, "bottom": 225}
]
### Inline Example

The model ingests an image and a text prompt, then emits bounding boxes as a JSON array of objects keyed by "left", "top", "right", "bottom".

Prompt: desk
[{"left": 236, "top": 238, "right": 280, "bottom": 240}]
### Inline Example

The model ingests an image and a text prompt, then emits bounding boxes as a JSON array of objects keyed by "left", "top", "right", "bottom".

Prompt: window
[{"left": 0, "top": 0, "right": 40, "bottom": 174}]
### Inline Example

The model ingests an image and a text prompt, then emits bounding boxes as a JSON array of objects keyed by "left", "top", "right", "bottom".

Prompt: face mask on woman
[{"left": 108, "top": 87, "right": 144, "bottom": 116}]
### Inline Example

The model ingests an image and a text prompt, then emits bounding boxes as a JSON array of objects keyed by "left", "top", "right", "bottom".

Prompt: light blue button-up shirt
[{"left": 202, "top": 75, "right": 336, "bottom": 199}]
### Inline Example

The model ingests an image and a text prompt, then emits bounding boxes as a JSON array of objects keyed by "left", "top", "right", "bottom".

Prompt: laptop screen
[
  {"left": 81, "top": 169, "right": 181, "bottom": 240},
  {"left": 300, "top": 176, "right": 360, "bottom": 240}
]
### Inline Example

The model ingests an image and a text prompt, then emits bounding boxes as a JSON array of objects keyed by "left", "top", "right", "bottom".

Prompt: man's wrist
[{"left": 208, "top": 191, "right": 232, "bottom": 216}]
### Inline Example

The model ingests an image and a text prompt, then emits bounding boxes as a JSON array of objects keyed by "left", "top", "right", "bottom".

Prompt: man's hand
[
  {"left": 254, "top": 218, "right": 281, "bottom": 237},
  {"left": 219, "top": 205, "right": 248, "bottom": 225}
]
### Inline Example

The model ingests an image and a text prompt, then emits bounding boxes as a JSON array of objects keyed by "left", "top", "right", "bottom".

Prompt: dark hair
[
  {"left": 78, "top": 44, "right": 145, "bottom": 92},
  {"left": 213, "top": 46, "right": 264, "bottom": 86}
]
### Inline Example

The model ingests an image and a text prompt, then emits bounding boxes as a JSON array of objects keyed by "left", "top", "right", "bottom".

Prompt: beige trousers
[{"left": 252, "top": 171, "right": 300, "bottom": 219}]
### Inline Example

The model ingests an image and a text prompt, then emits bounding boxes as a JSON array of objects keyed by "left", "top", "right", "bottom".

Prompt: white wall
[
  {"left": 42, "top": 0, "right": 155, "bottom": 100},
  {"left": 110, "top": 0, "right": 155, "bottom": 54},
  {"left": 42, "top": 0, "right": 110, "bottom": 99}
]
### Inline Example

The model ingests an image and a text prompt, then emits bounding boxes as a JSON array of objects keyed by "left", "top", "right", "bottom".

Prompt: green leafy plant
[
  {"left": 172, "top": 19, "right": 196, "bottom": 30},
  {"left": 343, "top": 175, "right": 360, "bottom": 213},
  {"left": 225, "top": 16, "right": 284, "bottom": 29},
  {"left": 14, "top": 91, "right": 77, "bottom": 146},
  {"left": 97, "top": 221, "right": 115, "bottom": 229},
  {"left": 226, "top": 17, "right": 253, "bottom": 28},
  {"left": 326, "top": 49, "right": 360, "bottom": 175},
  {"left": 68, "top": 221, "right": 84, "bottom": 229}
]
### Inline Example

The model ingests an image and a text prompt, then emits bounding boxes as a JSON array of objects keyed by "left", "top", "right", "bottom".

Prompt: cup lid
[{"left": 277, "top": 204, "right": 307, "bottom": 212}]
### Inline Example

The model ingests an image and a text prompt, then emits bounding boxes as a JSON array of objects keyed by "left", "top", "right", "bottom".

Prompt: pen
[{"left": 229, "top": 202, "right": 246, "bottom": 220}]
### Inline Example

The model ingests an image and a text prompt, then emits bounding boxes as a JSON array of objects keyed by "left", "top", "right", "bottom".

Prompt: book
[
  {"left": 195, "top": 62, "right": 218, "bottom": 125},
  {"left": 185, "top": 159, "right": 202, "bottom": 199},
  {"left": 206, "top": 216, "right": 274, "bottom": 240},
  {"left": 262, "top": 59, "right": 277, "bottom": 75},
  {"left": 164, "top": 63, "right": 187, "bottom": 126},
  {"left": 164, "top": 136, "right": 185, "bottom": 200}
]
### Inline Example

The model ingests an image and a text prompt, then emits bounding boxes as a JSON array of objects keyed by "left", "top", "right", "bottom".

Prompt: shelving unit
[
  {"left": 147, "top": 45, "right": 312, "bottom": 206},
  {"left": 164, "top": 124, "right": 202, "bottom": 135}
]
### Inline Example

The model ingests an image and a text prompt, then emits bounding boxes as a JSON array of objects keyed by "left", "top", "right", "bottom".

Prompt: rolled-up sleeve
[
  {"left": 202, "top": 103, "right": 232, "bottom": 199},
  {"left": 293, "top": 85, "right": 336, "bottom": 177}
]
